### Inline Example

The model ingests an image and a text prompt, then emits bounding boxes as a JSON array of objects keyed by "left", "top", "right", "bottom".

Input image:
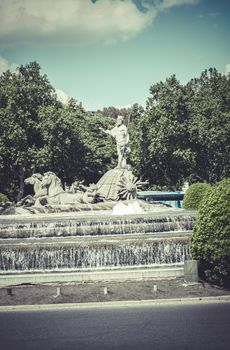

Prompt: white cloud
[
  {"left": 56, "top": 88, "right": 69, "bottom": 105},
  {"left": 197, "top": 11, "right": 219, "bottom": 19},
  {"left": 0, "top": 56, "right": 18, "bottom": 75},
  {"left": 225, "top": 64, "right": 230, "bottom": 76},
  {"left": 0, "top": 0, "right": 199, "bottom": 47},
  {"left": 0, "top": 0, "right": 156, "bottom": 46},
  {"left": 156, "top": 0, "right": 199, "bottom": 10},
  {"left": 136, "top": 0, "right": 199, "bottom": 10}
]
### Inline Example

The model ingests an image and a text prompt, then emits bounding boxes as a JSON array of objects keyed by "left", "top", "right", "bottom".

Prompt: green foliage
[
  {"left": 136, "top": 75, "right": 194, "bottom": 189},
  {"left": 0, "top": 62, "right": 229, "bottom": 200},
  {"left": 128, "top": 103, "right": 145, "bottom": 177},
  {"left": 0, "top": 63, "right": 116, "bottom": 199},
  {"left": 72, "top": 111, "right": 117, "bottom": 184},
  {"left": 0, "top": 193, "right": 9, "bottom": 204},
  {"left": 129, "top": 69, "right": 230, "bottom": 189},
  {"left": 186, "top": 68, "right": 230, "bottom": 183},
  {"left": 183, "top": 183, "right": 211, "bottom": 210},
  {"left": 37, "top": 101, "right": 88, "bottom": 185},
  {"left": 98, "top": 106, "right": 130, "bottom": 120},
  {"left": 0, "top": 62, "right": 58, "bottom": 201},
  {"left": 191, "top": 178, "right": 230, "bottom": 286}
]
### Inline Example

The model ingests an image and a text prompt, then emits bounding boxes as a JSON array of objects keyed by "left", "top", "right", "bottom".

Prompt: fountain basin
[
  {"left": 0, "top": 232, "right": 191, "bottom": 272},
  {"left": 0, "top": 210, "right": 196, "bottom": 239},
  {"left": 0, "top": 209, "right": 195, "bottom": 285}
]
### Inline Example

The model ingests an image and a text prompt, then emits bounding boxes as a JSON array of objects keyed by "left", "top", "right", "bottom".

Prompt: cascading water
[
  {"left": 0, "top": 213, "right": 195, "bottom": 239},
  {"left": 0, "top": 236, "right": 190, "bottom": 271},
  {"left": 0, "top": 210, "right": 195, "bottom": 273}
]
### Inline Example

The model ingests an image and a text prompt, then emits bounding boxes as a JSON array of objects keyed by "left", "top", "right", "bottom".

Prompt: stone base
[{"left": 0, "top": 264, "right": 184, "bottom": 287}]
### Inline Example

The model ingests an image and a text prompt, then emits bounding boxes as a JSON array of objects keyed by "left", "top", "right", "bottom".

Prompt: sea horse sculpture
[
  {"left": 34, "top": 171, "right": 98, "bottom": 206},
  {"left": 16, "top": 173, "right": 47, "bottom": 207}
]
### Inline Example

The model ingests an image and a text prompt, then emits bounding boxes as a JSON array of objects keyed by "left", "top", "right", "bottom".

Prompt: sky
[{"left": 0, "top": 0, "right": 229, "bottom": 111}]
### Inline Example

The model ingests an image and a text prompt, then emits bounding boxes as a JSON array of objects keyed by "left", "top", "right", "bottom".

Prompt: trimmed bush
[
  {"left": 191, "top": 178, "right": 230, "bottom": 287},
  {"left": 183, "top": 182, "right": 210, "bottom": 210},
  {"left": 0, "top": 193, "right": 9, "bottom": 204}
]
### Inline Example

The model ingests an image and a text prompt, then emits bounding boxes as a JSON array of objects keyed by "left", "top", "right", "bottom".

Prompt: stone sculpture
[
  {"left": 96, "top": 166, "right": 147, "bottom": 201},
  {"left": 15, "top": 172, "right": 99, "bottom": 208},
  {"left": 96, "top": 116, "right": 147, "bottom": 201},
  {"left": 34, "top": 171, "right": 98, "bottom": 206},
  {"left": 99, "top": 115, "right": 130, "bottom": 169},
  {"left": 7, "top": 114, "right": 148, "bottom": 212},
  {"left": 16, "top": 173, "right": 47, "bottom": 207}
]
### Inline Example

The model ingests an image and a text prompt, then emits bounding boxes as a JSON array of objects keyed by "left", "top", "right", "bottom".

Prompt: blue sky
[{"left": 0, "top": 0, "right": 229, "bottom": 110}]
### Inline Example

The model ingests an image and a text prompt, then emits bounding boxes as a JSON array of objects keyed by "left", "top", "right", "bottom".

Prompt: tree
[
  {"left": 186, "top": 68, "right": 230, "bottom": 183},
  {"left": 98, "top": 106, "right": 130, "bottom": 120},
  {"left": 140, "top": 75, "right": 195, "bottom": 189},
  {"left": 76, "top": 111, "right": 117, "bottom": 183},
  {"left": 37, "top": 103, "right": 87, "bottom": 185},
  {"left": 135, "top": 69, "right": 230, "bottom": 189},
  {"left": 0, "top": 62, "right": 57, "bottom": 201},
  {"left": 128, "top": 103, "right": 145, "bottom": 177},
  {"left": 1, "top": 63, "right": 229, "bottom": 199},
  {"left": 0, "top": 62, "right": 119, "bottom": 200},
  {"left": 38, "top": 101, "right": 117, "bottom": 186}
]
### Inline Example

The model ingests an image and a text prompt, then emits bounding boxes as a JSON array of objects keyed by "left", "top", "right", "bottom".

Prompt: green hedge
[
  {"left": 191, "top": 178, "right": 230, "bottom": 287},
  {"left": 0, "top": 193, "right": 9, "bottom": 204},
  {"left": 183, "top": 182, "right": 210, "bottom": 210}
]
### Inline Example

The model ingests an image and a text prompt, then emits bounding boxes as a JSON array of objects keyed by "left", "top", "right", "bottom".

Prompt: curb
[{"left": 0, "top": 295, "right": 230, "bottom": 312}]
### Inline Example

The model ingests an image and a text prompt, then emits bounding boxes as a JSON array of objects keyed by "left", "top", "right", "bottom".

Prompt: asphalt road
[{"left": 0, "top": 303, "right": 229, "bottom": 350}]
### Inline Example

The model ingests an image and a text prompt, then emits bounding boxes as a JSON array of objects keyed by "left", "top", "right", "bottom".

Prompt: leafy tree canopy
[
  {"left": 0, "top": 62, "right": 58, "bottom": 200},
  {"left": 0, "top": 63, "right": 229, "bottom": 199}
]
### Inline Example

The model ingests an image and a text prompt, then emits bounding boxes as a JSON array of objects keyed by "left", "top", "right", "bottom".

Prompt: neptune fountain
[
  {"left": 12, "top": 115, "right": 148, "bottom": 212},
  {"left": 0, "top": 116, "right": 195, "bottom": 285}
]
